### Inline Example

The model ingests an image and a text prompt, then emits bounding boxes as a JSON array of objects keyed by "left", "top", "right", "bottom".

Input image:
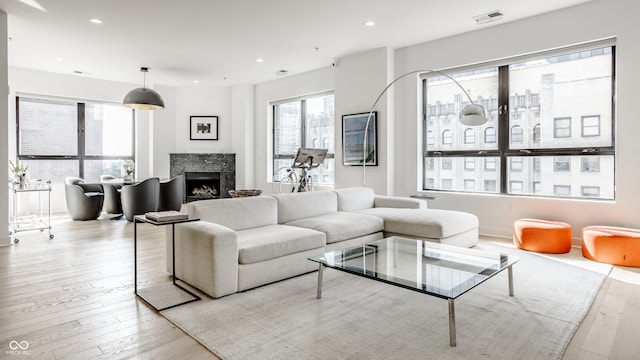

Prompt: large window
[
  {"left": 17, "top": 96, "right": 135, "bottom": 184},
  {"left": 272, "top": 92, "right": 335, "bottom": 184},
  {"left": 423, "top": 41, "right": 615, "bottom": 200}
]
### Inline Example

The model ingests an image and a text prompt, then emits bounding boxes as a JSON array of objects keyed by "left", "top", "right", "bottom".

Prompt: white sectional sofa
[{"left": 167, "top": 187, "right": 478, "bottom": 298}]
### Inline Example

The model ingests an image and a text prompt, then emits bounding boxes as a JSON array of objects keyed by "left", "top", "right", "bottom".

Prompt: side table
[{"left": 133, "top": 214, "right": 201, "bottom": 311}]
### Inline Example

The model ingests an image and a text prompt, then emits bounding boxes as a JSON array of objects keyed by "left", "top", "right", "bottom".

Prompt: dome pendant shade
[
  {"left": 123, "top": 87, "right": 165, "bottom": 110},
  {"left": 122, "top": 67, "right": 165, "bottom": 110},
  {"left": 459, "top": 103, "right": 488, "bottom": 126}
]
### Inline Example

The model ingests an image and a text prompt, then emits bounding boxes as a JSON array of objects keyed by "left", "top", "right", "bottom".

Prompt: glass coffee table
[{"left": 308, "top": 236, "right": 519, "bottom": 346}]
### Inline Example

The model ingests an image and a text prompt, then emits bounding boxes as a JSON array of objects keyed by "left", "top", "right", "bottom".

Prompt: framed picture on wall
[
  {"left": 190, "top": 116, "right": 219, "bottom": 140},
  {"left": 342, "top": 111, "right": 377, "bottom": 166}
]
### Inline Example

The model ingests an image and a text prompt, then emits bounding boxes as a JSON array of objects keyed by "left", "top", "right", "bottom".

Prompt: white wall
[
  {"left": 392, "top": 0, "right": 640, "bottom": 238},
  {"left": 254, "top": 67, "right": 334, "bottom": 194},
  {"left": 0, "top": 11, "right": 8, "bottom": 246},
  {"left": 172, "top": 87, "right": 232, "bottom": 155},
  {"left": 231, "top": 84, "right": 255, "bottom": 190},
  {"left": 334, "top": 47, "right": 395, "bottom": 194}
]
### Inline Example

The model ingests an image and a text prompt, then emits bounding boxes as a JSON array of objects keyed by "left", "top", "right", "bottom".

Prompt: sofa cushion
[
  {"left": 285, "top": 212, "right": 383, "bottom": 244},
  {"left": 237, "top": 224, "right": 326, "bottom": 264},
  {"left": 335, "top": 187, "right": 375, "bottom": 212},
  {"left": 187, "top": 196, "right": 277, "bottom": 231},
  {"left": 273, "top": 190, "right": 337, "bottom": 224},
  {"left": 356, "top": 208, "right": 479, "bottom": 239}
]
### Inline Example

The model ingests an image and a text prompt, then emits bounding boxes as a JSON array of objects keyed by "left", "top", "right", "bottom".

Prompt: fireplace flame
[{"left": 192, "top": 185, "right": 218, "bottom": 197}]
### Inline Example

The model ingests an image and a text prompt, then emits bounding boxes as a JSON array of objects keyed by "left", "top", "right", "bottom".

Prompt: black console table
[{"left": 133, "top": 215, "right": 201, "bottom": 311}]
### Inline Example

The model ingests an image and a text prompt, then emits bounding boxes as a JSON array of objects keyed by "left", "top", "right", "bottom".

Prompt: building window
[
  {"left": 464, "top": 128, "right": 475, "bottom": 144},
  {"left": 484, "top": 158, "right": 497, "bottom": 171},
  {"left": 510, "top": 181, "right": 523, "bottom": 193},
  {"left": 533, "top": 124, "right": 541, "bottom": 142},
  {"left": 426, "top": 158, "right": 434, "bottom": 171},
  {"left": 484, "top": 127, "right": 496, "bottom": 143},
  {"left": 581, "top": 186, "right": 600, "bottom": 197},
  {"left": 533, "top": 181, "right": 542, "bottom": 193},
  {"left": 425, "top": 178, "right": 434, "bottom": 188},
  {"left": 464, "top": 158, "right": 475, "bottom": 171},
  {"left": 16, "top": 96, "right": 134, "bottom": 184},
  {"left": 423, "top": 42, "right": 615, "bottom": 200},
  {"left": 554, "top": 117, "right": 571, "bottom": 138},
  {"left": 442, "top": 179, "right": 453, "bottom": 189},
  {"left": 272, "top": 92, "right": 334, "bottom": 184},
  {"left": 532, "top": 158, "right": 541, "bottom": 171},
  {"left": 582, "top": 156, "right": 600, "bottom": 172},
  {"left": 426, "top": 131, "right": 434, "bottom": 146},
  {"left": 554, "top": 157, "right": 571, "bottom": 172},
  {"left": 510, "top": 157, "right": 523, "bottom": 172},
  {"left": 554, "top": 185, "right": 571, "bottom": 196},
  {"left": 442, "top": 158, "right": 452, "bottom": 169},
  {"left": 442, "top": 130, "right": 453, "bottom": 145},
  {"left": 582, "top": 115, "right": 600, "bottom": 137},
  {"left": 511, "top": 126, "right": 523, "bottom": 143},
  {"left": 464, "top": 179, "right": 475, "bottom": 190},
  {"left": 484, "top": 180, "right": 497, "bottom": 192}
]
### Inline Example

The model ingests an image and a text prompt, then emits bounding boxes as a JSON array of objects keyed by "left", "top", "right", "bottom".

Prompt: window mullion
[
  {"left": 78, "top": 103, "right": 85, "bottom": 179},
  {"left": 300, "top": 100, "right": 306, "bottom": 147},
  {"left": 498, "top": 65, "right": 510, "bottom": 194}
]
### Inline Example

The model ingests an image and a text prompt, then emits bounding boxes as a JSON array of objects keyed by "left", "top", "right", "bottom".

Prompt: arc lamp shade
[
  {"left": 459, "top": 103, "right": 487, "bottom": 126},
  {"left": 123, "top": 87, "right": 165, "bottom": 110}
]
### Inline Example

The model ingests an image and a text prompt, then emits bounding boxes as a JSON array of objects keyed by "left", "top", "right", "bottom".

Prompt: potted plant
[
  {"left": 9, "top": 160, "right": 28, "bottom": 189},
  {"left": 123, "top": 159, "right": 135, "bottom": 181}
]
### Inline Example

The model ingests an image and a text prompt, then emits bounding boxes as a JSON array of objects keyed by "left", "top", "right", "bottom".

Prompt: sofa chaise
[{"left": 167, "top": 187, "right": 479, "bottom": 298}]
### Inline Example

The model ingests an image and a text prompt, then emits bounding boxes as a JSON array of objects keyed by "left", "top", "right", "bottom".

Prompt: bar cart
[{"left": 9, "top": 180, "right": 54, "bottom": 243}]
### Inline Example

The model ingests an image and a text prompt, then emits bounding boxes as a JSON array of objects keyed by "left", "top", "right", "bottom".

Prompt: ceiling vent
[{"left": 473, "top": 10, "right": 503, "bottom": 25}]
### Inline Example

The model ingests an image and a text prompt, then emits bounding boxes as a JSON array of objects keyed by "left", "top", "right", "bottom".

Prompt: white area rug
[{"left": 161, "top": 243, "right": 610, "bottom": 360}]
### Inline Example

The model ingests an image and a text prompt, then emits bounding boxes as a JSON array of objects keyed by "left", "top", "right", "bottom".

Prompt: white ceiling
[{"left": 0, "top": 0, "right": 591, "bottom": 88}]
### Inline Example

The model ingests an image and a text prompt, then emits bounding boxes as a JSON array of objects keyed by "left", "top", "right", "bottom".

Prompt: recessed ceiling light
[
  {"left": 256, "top": 58, "right": 264, "bottom": 63},
  {"left": 193, "top": 80, "right": 199, "bottom": 84},
  {"left": 89, "top": 18, "right": 103, "bottom": 24},
  {"left": 55, "top": 57, "right": 63, "bottom": 62},
  {"left": 364, "top": 20, "right": 375, "bottom": 27}
]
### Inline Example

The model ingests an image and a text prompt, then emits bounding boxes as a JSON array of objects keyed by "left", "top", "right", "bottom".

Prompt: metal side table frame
[{"left": 133, "top": 214, "right": 201, "bottom": 311}]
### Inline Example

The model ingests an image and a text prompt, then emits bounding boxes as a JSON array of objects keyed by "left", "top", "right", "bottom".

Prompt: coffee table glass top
[{"left": 309, "top": 236, "right": 518, "bottom": 299}]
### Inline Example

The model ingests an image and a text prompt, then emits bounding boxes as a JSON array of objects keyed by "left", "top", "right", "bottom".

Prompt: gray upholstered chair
[
  {"left": 64, "top": 177, "right": 104, "bottom": 221},
  {"left": 158, "top": 175, "right": 184, "bottom": 212},
  {"left": 121, "top": 177, "right": 160, "bottom": 222},
  {"left": 100, "top": 175, "right": 123, "bottom": 215}
]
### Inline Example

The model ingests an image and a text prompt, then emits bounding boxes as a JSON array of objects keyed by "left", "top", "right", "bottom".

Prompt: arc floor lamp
[{"left": 362, "top": 69, "right": 489, "bottom": 186}]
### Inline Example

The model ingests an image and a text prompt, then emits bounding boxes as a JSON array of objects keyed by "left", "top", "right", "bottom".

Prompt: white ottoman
[{"left": 357, "top": 208, "right": 479, "bottom": 247}]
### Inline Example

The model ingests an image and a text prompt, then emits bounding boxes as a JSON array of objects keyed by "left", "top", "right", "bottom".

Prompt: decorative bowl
[{"left": 228, "top": 189, "right": 263, "bottom": 198}]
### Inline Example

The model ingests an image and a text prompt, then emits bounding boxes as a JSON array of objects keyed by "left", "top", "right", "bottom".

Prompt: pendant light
[{"left": 123, "top": 67, "right": 165, "bottom": 110}]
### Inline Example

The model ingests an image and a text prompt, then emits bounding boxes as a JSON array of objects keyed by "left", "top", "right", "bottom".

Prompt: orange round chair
[
  {"left": 513, "top": 218, "right": 572, "bottom": 254},
  {"left": 582, "top": 226, "right": 640, "bottom": 267}
]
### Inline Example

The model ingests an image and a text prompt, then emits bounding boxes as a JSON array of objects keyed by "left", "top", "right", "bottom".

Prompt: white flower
[{"left": 123, "top": 160, "right": 135, "bottom": 174}]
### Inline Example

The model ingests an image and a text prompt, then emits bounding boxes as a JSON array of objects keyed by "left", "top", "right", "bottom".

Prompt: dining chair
[{"left": 121, "top": 177, "right": 160, "bottom": 221}]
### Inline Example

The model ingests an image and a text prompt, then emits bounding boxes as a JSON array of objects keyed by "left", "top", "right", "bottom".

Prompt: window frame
[
  {"left": 271, "top": 91, "right": 335, "bottom": 184},
  {"left": 421, "top": 40, "right": 616, "bottom": 199},
  {"left": 16, "top": 95, "right": 135, "bottom": 183}
]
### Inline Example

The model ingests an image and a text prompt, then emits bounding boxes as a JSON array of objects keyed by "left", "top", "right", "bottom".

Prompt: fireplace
[
  {"left": 170, "top": 153, "right": 235, "bottom": 201},
  {"left": 185, "top": 172, "right": 220, "bottom": 202}
]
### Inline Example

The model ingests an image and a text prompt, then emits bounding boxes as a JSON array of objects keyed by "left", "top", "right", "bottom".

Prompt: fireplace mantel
[{"left": 170, "top": 153, "right": 235, "bottom": 200}]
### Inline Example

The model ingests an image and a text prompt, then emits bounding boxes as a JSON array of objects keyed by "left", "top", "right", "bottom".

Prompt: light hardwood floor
[{"left": 1, "top": 215, "right": 638, "bottom": 359}]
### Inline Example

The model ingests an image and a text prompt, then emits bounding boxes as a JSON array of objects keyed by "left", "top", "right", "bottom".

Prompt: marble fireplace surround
[{"left": 170, "top": 153, "right": 236, "bottom": 200}]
